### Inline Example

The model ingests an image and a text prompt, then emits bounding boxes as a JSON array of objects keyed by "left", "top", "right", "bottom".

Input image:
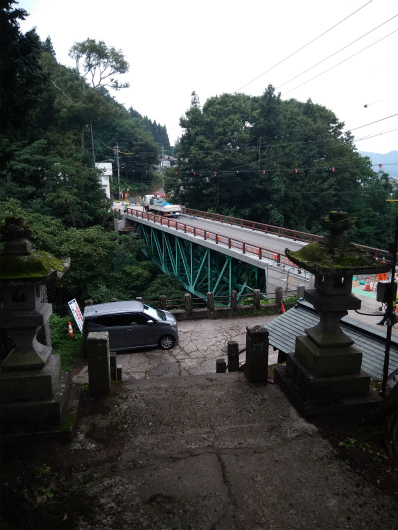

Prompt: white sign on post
[{"left": 68, "top": 299, "right": 84, "bottom": 333}]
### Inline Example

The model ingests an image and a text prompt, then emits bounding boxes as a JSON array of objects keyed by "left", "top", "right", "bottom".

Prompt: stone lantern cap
[
  {"left": 285, "top": 210, "right": 391, "bottom": 276},
  {"left": 0, "top": 216, "right": 69, "bottom": 285}
]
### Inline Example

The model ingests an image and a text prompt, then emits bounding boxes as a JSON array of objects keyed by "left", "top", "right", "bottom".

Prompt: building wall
[{"left": 96, "top": 162, "right": 112, "bottom": 198}]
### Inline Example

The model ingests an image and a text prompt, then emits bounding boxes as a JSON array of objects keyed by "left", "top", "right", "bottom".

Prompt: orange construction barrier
[
  {"left": 364, "top": 277, "right": 371, "bottom": 291},
  {"left": 68, "top": 322, "right": 74, "bottom": 337}
]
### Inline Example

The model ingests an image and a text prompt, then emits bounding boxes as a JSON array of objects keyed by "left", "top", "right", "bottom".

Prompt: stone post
[
  {"left": 110, "top": 352, "right": 117, "bottom": 380},
  {"left": 216, "top": 358, "right": 227, "bottom": 373},
  {"left": 275, "top": 286, "right": 283, "bottom": 308},
  {"left": 227, "top": 341, "right": 240, "bottom": 372},
  {"left": 207, "top": 292, "right": 215, "bottom": 312},
  {"left": 253, "top": 289, "right": 260, "bottom": 309},
  {"left": 230, "top": 290, "right": 238, "bottom": 311},
  {"left": 87, "top": 332, "right": 111, "bottom": 395},
  {"left": 245, "top": 325, "right": 269, "bottom": 383},
  {"left": 159, "top": 294, "right": 167, "bottom": 310},
  {"left": 184, "top": 293, "right": 192, "bottom": 314},
  {"left": 297, "top": 285, "right": 305, "bottom": 300}
]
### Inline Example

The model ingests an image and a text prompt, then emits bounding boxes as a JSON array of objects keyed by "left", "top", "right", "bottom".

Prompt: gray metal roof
[{"left": 267, "top": 300, "right": 398, "bottom": 381}]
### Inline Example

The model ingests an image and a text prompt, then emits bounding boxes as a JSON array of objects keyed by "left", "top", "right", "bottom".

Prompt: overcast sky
[{"left": 18, "top": 0, "right": 398, "bottom": 154}]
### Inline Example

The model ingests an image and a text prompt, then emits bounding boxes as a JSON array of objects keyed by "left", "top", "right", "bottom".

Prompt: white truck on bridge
[{"left": 143, "top": 194, "right": 181, "bottom": 217}]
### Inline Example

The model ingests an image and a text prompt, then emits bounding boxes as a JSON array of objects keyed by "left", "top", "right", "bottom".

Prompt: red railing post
[{"left": 243, "top": 242, "right": 246, "bottom": 254}]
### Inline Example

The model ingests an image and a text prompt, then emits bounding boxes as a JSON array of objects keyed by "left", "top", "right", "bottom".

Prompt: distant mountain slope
[{"left": 359, "top": 150, "right": 398, "bottom": 179}]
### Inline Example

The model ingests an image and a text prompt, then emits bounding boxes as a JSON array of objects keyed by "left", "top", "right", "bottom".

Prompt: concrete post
[
  {"left": 253, "top": 289, "right": 260, "bottom": 309},
  {"left": 110, "top": 353, "right": 117, "bottom": 381},
  {"left": 207, "top": 292, "right": 215, "bottom": 312},
  {"left": 87, "top": 332, "right": 111, "bottom": 395},
  {"left": 216, "top": 358, "right": 227, "bottom": 373},
  {"left": 245, "top": 325, "right": 269, "bottom": 383},
  {"left": 159, "top": 294, "right": 167, "bottom": 310},
  {"left": 184, "top": 293, "right": 192, "bottom": 314},
  {"left": 228, "top": 341, "right": 240, "bottom": 372},
  {"left": 297, "top": 285, "right": 305, "bottom": 300},
  {"left": 231, "top": 290, "right": 238, "bottom": 310},
  {"left": 275, "top": 286, "right": 283, "bottom": 309}
]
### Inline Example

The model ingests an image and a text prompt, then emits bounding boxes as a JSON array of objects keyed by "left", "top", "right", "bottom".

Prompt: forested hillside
[
  {"left": 0, "top": 1, "right": 184, "bottom": 310},
  {"left": 1, "top": 1, "right": 396, "bottom": 313},
  {"left": 166, "top": 90, "right": 398, "bottom": 249}
]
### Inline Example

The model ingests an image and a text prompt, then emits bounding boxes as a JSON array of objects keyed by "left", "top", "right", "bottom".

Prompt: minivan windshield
[{"left": 143, "top": 304, "right": 166, "bottom": 321}]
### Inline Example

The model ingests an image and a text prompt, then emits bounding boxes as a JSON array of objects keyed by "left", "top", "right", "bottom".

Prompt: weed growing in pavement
[{"left": 1, "top": 463, "right": 60, "bottom": 528}]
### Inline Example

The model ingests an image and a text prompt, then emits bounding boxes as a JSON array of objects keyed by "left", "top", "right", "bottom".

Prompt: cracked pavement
[
  {"left": 73, "top": 315, "right": 278, "bottom": 384},
  {"left": 69, "top": 375, "right": 396, "bottom": 530},
  {"left": 66, "top": 306, "right": 398, "bottom": 530}
]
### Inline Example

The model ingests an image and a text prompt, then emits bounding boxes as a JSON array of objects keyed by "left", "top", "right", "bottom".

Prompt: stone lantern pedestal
[
  {"left": 0, "top": 217, "right": 78, "bottom": 437},
  {"left": 274, "top": 211, "right": 390, "bottom": 415}
]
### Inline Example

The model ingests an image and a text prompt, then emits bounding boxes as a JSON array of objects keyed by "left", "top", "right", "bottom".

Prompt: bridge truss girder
[{"left": 137, "top": 224, "right": 266, "bottom": 300}]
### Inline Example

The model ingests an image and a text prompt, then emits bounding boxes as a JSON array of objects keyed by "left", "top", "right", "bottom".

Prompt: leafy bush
[{"left": 50, "top": 314, "right": 82, "bottom": 371}]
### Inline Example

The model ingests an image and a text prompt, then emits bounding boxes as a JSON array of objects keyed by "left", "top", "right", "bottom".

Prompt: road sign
[{"left": 68, "top": 299, "right": 84, "bottom": 333}]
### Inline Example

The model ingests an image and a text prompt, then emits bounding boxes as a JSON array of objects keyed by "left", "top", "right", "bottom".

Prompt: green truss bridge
[{"left": 113, "top": 206, "right": 387, "bottom": 302}]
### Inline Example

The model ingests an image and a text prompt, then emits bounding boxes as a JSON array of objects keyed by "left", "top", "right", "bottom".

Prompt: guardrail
[
  {"left": 113, "top": 206, "right": 300, "bottom": 268},
  {"left": 184, "top": 207, "right": 324, "bottom": 244}
]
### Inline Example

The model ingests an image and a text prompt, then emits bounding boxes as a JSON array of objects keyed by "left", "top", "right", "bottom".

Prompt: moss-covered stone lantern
[
  {"left": 275, "top": 210, "right": 390, "bottom": 413},
  {"left": 0, "top": 217, "right": 74, "bottom": 434}
]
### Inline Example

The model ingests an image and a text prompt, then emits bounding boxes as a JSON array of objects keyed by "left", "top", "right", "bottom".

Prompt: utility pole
[
  {"left": 114, "top": 143, "right": 121, "bottom": 200},
  {"left": 90, "top": 121, "right": 95, "bottom": 168},
  {"left": 258, "top": 136, "right": 262, "bottom": 170},
  {"left": 161, "top": 144, "right": 165, "bottom": 191}
]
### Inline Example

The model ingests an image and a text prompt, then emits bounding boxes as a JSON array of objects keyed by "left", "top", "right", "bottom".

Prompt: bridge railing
[
  {"left": 114, "top": 206, "right": 299, "bottom": 267},
  {"left": 184, "top": 208, "right": 324, "bottom": 243},
  {"left": 113, "top": 206, "right": 391, "bottom": 262}
]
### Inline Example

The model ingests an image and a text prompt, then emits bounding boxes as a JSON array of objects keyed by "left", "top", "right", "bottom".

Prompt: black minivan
[{"left": 83, "top": 300, "right": 179, "bottom": 351}]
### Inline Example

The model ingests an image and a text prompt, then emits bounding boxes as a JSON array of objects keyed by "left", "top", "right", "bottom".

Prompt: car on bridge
[{"left": 83, "top": 300, "right": 179, "bottom": 352}]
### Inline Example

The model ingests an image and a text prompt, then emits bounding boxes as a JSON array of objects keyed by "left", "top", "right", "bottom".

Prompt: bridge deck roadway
[{"left": 124, "top": 206, "right": 306, "bottom": 256}]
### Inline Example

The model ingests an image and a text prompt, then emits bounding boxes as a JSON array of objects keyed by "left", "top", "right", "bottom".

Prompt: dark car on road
[{"left": 83, "top": 300, "right": 179, "bottom": 351}]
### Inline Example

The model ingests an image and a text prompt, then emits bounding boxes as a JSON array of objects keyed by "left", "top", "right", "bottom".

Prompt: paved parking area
[
  {"left": 72, "top": 288, "right": 394, "bottom": 385},
  {"left": 72, "top": 315, "right": 278, "bottom": 384}
]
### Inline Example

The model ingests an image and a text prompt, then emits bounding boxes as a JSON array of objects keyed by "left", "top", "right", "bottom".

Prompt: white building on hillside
[{"left": 96, "top": 162, "right": 112, "bottom": 198}]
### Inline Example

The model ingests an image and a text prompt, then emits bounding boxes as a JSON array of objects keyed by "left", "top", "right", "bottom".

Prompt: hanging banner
[{"left": 68, "top": 299, "right": 84, "bottom": 333}]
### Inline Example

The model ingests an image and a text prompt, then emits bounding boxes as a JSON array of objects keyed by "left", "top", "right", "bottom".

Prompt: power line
[
  {"left": 233, "top": 0, "right": 374, "bottom": 93},
  {"left": 282, "top": 28, "right": 398, "bottom": 96},
  {"left": 276, "top": 14, "right": 398, "bottom": 91},
  {"left": 355, "top": 127, "right": 398, "bottom": 141},
  {"left": 349, "top": 114, "right": 398, "bottom": 131}
]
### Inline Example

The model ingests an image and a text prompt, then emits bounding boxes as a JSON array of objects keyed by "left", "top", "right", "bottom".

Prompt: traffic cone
[
  {"left": 281, "top": 301, "right": 286, "bottom": 313},
  {"left": 273, "top": 248, "right": 277, "bottom": 260},
  {"left": 364, "top": 277, "right": 371, "bottom": 291},
  {"left": 68, "top": 322, "right": 74, "bottom": 337}
]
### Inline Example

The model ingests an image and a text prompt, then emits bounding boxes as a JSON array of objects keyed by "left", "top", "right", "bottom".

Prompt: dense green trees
[
  {"left": 166, "top": 86, "right": 397, "bottom": 248},
  {"left": 0, "top": 1, "right": 46, "bottom": 136},
  {"left": 0, "top": 1, "right": 177, "bottom": 311}
]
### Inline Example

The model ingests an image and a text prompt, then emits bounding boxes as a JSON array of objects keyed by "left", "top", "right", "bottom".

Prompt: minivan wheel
[{"left": 159, "top": 334, "right": 174, "bottom": 350}]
